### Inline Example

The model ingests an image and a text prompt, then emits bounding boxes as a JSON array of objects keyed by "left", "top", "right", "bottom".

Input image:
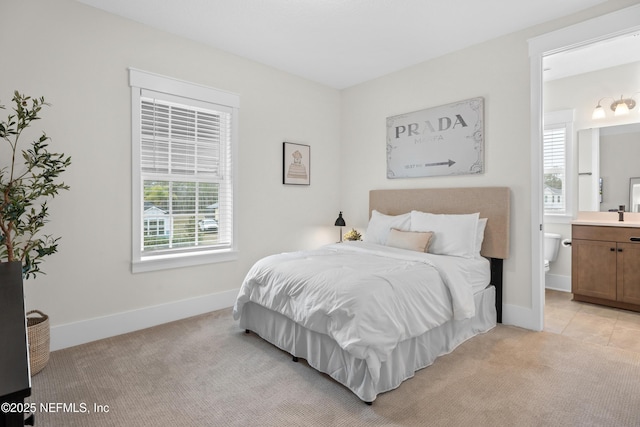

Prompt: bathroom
[{"left": 542, "top": 32, "right": 640, "bottom": 336}]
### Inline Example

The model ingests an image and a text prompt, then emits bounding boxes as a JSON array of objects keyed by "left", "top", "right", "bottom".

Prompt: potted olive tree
[{"left": 0, "top": 91, "right": 71, "bottom": 374}]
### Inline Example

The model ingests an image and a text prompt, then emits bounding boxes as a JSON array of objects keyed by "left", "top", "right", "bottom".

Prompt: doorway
[{"left": 529, "top": 4, "right": 640, "bottom": 331}]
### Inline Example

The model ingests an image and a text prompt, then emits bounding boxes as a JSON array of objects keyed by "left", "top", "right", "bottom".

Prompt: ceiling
[
  {"left": 544, "top": 30, "right": 640, "bottom": 81},
  {"left": 77, "top": 0, "right": 608, "bottom": 89}
]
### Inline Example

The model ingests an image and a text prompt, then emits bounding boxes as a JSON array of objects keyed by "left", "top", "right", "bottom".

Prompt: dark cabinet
[{"left": 0, "top": 262, "right": 32, "bottom": 427}]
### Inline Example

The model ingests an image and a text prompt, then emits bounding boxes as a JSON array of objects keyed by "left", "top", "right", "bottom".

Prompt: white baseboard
[
  {"left": 50, "top": 288, "right": 239, "bottom": 351},
  {"left": 545, "top": 273, "right": 571, "bottom": 292},
  {"left": 502, "top": 303, "right": 542, "bottom": 331},
  {"left": 502, "top": 275, "right": 572, "bottom": 331},
  {"left": 50, "top": 283, "right": 570, "bottom": 350}
]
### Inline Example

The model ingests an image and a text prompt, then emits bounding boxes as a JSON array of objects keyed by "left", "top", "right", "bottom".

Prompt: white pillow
[
  {"left": 386, "top": 228, "right": 433, "bottom": 252},
  {"left": 363, "top": 210, "right": 411, "bottom": 245},
  {"left": 410, "top": 211, "right": 479, "bottom": 258},
  {"left": 475, "top": 218, "right": 488, "bottom": 257}
]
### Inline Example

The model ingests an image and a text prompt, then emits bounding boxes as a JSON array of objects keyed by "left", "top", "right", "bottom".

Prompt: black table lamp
[{"left": 334, "top": 211, "right": 346, "bottom": 242}]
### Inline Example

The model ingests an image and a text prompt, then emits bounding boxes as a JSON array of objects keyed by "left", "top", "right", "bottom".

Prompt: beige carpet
[{"left": 27, "top": 308, "right": 640, "bottom": 426}]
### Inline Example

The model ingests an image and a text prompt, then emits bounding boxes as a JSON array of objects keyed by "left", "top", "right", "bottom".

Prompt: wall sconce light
[
  {"left": 334, "top": 211, "right": 346, "bottom": 243},
  {"left": 592, "top": 94, "right": 638, "bottom": 119}
]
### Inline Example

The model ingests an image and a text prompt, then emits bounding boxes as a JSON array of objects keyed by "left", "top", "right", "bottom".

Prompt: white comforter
[{"left": 233, "top": 242, "right": 485, "bottom": 382}]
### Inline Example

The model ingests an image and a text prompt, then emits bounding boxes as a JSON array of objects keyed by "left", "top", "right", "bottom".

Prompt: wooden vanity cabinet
[
  {"left": 617, "top": 242, "right": 640, "bottom": 305},
  {"left": 572, "top": 224, "right": 640, "bottom": 311}
]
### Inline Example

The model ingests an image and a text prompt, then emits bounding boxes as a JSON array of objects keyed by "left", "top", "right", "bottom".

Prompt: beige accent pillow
[{"left": 386, "top": 228, "right": 433, "bottom": 253}]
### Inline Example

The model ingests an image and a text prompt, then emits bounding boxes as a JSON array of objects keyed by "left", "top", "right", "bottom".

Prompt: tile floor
[{"left": 545, "top": 289, "right": 640, "bottom": 354}]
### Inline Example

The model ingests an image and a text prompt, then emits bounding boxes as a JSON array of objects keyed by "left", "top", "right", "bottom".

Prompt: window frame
[
  {"left": 129, "top": 68, "right": 239, "bottom": 273},
  {"left": 543, "top": 109, "right": 574, "bottom": 223}
]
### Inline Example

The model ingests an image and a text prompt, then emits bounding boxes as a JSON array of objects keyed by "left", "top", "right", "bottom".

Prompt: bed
[{"left": 233, "top": 187, "right": 510, "bottom": 403}]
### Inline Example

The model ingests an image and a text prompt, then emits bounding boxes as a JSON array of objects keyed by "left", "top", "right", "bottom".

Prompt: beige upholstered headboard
[{"left": 369, "top": 187, "right": 510, "bottom": 260}]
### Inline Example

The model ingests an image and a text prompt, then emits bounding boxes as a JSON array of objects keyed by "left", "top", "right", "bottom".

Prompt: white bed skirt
[{"left": 239, "top": 286, "right": 496, "bottom": 402}]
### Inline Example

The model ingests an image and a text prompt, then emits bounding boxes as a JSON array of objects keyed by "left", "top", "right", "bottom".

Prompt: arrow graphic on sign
[{"left": 425, "top": 159, "right": 456, "bottom": 167}]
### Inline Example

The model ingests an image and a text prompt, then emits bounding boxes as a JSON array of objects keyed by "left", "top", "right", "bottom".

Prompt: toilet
[{"left": 544, "top": 233, "right": 562, "bottom": 272}]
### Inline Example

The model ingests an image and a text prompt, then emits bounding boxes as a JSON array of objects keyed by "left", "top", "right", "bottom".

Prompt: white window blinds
[
  {"left": 139, "top": 90, "right": 233, "bottom": 255},
  {"left": 544, "top": 125, "right": 566, "bottom": 174},
  {"left": 543, "top": 124, "right": 567, "bottom": 213},
  {"left": 140, "top": 92, "right": 230, "bottom": 177}
]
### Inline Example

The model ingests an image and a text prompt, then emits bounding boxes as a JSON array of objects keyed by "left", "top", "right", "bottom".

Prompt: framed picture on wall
[
  {"left": 283, "top": 142, "right": 310, "bottom": 185},
  {"left": 386, "top": 97, "right": 484, "bottom": 179}
]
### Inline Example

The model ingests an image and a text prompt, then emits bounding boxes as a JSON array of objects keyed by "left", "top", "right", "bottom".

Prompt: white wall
[
  {"left": 546, "top": 62, "right": 640, "bottom": 133},
  {"left": 0, "top": 0, "right": 341, "bottom": 346}
]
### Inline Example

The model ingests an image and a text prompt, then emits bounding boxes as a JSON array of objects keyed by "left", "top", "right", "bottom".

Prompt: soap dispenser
[{"left": 618, "top": 205, "right": 625, "bottom": 222}]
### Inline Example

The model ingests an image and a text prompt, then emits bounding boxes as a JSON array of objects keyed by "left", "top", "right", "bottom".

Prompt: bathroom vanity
[{"left": 572, "top": 214, "right": 640, "bottom": 312}]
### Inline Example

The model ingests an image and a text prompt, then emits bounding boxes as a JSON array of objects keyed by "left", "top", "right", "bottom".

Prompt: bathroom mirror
[
  {"left": 578, "top": 123, "right": 640, "bottom": 212},
  {"left": 631, "top": 177, "right": 640, "bottom": 213}
]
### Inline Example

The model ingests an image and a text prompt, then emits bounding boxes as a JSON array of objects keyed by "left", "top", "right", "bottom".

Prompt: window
[
  {"left": 130, "top": 69, "right": 239, "bottom": 272},
  {"left": 543, "top": 110, "right": 574, "bottom": 219}
]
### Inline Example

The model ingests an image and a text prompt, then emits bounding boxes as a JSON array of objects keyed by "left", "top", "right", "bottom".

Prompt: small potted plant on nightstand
[{"left": 0, "top": 91, "right": 71, "bottom": 375}]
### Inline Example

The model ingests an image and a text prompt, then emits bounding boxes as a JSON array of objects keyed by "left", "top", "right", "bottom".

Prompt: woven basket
[{"left": 27, "top": 310, "right": 50, "bottom": 376}]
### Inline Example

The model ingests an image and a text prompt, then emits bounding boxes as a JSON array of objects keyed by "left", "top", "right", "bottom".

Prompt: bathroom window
[{"left": 543, "top": 110, "right": 574, "bottom": 221}]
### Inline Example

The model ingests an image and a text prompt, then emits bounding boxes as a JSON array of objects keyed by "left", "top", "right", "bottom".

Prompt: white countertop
[{"left": 573, "top": 212, "right": 640, "bottom": 227}]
